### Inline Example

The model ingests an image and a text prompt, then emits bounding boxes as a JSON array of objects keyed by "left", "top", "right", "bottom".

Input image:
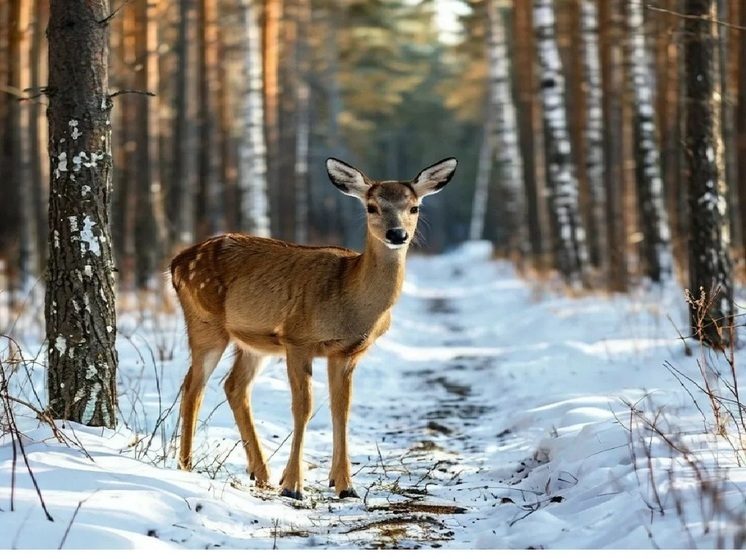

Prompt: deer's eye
[
  {"left": 410, "top": 206, "right": 419, "bottom": 214},
  {"left": 367, "top": 205, "right": 378, "bottom": 214}
]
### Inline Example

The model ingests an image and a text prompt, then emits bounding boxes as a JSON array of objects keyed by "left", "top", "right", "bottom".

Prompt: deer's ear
[
  {"left": 411, "top": 158, "right": 458, "bottom": 198},
  {"left": 326, "top": 158, "right": 370, "bottom": 199}
]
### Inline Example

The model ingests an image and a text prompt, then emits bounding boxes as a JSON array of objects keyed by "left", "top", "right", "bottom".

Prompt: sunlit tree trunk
[
  {"left": 513, "top": 0, "right": 545, "bottom": 267},
  {"left": 30, "top": 0, "right": 49, "bottom": 278},
  {"left": 14, "top": 0, "right": 37, "bottom": 294},
  {"left": 239, "top": 0, "right": 271, "bottom": 237},
  {"left": 294, "top": 0, "right": 311, "bottom": 244},
  {"left": 684, "top": 0, "right": 735, "bottom": 349},
  {"left": 533, "top": 0, "right": 589, "bottom": 287},
  {"left": 626, "top": 0, "right": 673, "bottom": 284},
  {"left": 46, "top": 0, "right": 117, "bottom": 427},
  {"left": 134, "top": 0, "right": 166, "bottom": 289},
  {"left": 263, "top": 0, "right": 282, "bottom": 237}
]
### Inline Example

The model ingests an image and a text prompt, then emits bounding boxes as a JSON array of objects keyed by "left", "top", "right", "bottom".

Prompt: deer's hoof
[
  {"left": 280, "top": 488, "right": 304, "bottom": 501},
  {"left": 339, "top": 488, "right": 359, "bottom": 499}
]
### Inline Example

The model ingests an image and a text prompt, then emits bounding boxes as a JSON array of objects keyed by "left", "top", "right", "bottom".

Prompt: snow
[{"left": 2, "top": 242, "right": 746, "bottom": 549}]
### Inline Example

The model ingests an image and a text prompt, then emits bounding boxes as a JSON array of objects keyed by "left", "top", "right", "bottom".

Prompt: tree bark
[
  {"left": 533, "top": 0, "right": 589, "bottom": 287},
  {"left": 684, "top": 0, "right": 735, "bottom": 349},
  {"left": 513, "top": 0, "right": 545, "bottom": 267},
  {"left": 239, "top": 0, "right": 271, "bottom": 237},
  {"left": 46, "top": 0, "right": 118, "bottom": 427},
  {"left": 171, "top": 0, "right": 199, "bottom": 248},
  {"left": 626, "top": 0, "right": 673, "bottom": 284},
  {"left": 579, "top": 0, "right": 606, "bottom": 274}
]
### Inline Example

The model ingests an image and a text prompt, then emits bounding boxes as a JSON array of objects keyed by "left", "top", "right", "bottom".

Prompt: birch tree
[
  {"left": 533, "top": 0, "right": 589, "bottom": 286},
  {"left": 239, "top": 0, "right": 271, "bottom": 237},
  {"left": 626, "top": 0, "right": 673, "bottom": 284},
  {"left": 46, "top": 0, "right": 117, "bottom": 427},
  {"left": 474, "top": 0, "right": 525, "bottom": 255},
  {"left": 684, "top": 0, "right": 735, "bottom": 349}
]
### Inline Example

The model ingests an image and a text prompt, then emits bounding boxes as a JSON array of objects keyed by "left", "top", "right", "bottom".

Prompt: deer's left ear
[{"left": 411, "top": 158, "right": 458, "bottom": 198}]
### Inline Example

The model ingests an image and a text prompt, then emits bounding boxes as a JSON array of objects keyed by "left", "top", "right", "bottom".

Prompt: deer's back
[{"left": 171, "top": 234, "right": 368, "bottom": 352}]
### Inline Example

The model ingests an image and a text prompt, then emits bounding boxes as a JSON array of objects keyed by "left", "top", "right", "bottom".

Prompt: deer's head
[{"left": 326, "top": 157, "right": 458, "bottom": 250}]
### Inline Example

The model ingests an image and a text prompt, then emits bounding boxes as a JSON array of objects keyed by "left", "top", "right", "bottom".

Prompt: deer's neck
[{"left": 350, "top": 234, "right": 408, "bottom": 311}]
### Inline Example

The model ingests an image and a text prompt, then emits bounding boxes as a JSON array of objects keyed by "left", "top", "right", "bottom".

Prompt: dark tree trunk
[
  {"left": 171, "top": 0, "right": 199, "bottom": 249},
  {"left": 599, "top": 0, "right": 628, "bottom": 292},
  {"left": 46, "top": 0, "right": 118, "bottom": 427},
  {"left": 684, "top": 0, "right": 735, "bottom": 349}
]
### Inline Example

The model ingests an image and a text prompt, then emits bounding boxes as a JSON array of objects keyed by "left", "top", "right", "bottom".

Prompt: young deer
[{"left": 170, "top": 157, "right": 457, "bottom": 500}]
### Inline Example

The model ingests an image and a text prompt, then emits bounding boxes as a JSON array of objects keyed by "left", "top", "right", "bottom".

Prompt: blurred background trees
[{"left": 0, "top": 0, "right": 743, "bottom": 348}]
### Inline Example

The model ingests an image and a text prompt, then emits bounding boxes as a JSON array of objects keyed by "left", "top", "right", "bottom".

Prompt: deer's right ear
[{"left": 326, "top": 158, "right": 370, "bottom": 199}]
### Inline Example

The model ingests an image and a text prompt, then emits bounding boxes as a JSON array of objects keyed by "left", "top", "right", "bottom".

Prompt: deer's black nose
[{"left": 386, "top": 228, "right": 408, "bottom": 245}]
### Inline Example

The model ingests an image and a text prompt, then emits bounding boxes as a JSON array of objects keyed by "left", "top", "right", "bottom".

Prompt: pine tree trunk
[
  {"left": 30, "top": 0, "right": 49, "bottom": 279},
  {"left": 579, "top": 0, "right": 606, "bottom": 274},
  {"left": 239, "top": 0, "right": 271, "bottom": 237},
  {"left": 599, "top": 0, "right": 627, "bottom": 292},
  {"left": 15, "top": 0, "right": 37, "bottom": 293},
  {"left": 533, "top": 0, "right": 589, "bottom": 287},
  {"left": 684, "top": 0, "right": 735, "bottom": 349},
  {"left": 626, "top": 0, "right": 673, "bottom": 284},
  {"left": 738, "top": 0, "right": 746, "bottom": 260},
  {"left": 513, "top": 0, "right": 546, "bottom": 267},
  {"left": 294, "top": 0, "right": 311, "bottom": 245},
  {"left": 46, "top": 0, "right": 118, "bottom": 427},
  {"left": 263, "top": 0, "right": 282, "bottom": 238},
  {"left": 196, "top": 0, "right": 222, "bottom": 239},
  {"left": 171, "top": 0, "right": 199, "bottom": 248}
]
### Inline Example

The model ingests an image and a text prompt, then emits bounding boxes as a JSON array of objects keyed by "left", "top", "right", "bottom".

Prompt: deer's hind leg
[
  {"left": 224, "top": 346, "right": 270, "bottom": 487},
  {"left": 178, "top": 317, "right": 229, "bottom": 471}
]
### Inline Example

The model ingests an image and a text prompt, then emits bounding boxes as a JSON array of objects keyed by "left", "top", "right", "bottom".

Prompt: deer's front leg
[
  {"left": 328, "top": 355, "right": 359, "bottom": 498},
  {"left": 280, "top": 349, "right": 313, "bottom": 500}
]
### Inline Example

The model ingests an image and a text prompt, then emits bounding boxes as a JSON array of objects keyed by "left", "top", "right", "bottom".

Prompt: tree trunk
[
  {"left": 46, "top": 0, "right": 118, "bottom": 427},
  {"left": 134, "top": 0, "right": 163, "bottom": 290},
  {"left": 599, "top": 0, "right": 627, "bottom": 292},
  {"left": 263, "top": 0, "right": 282, "bottom": 237},
  {"left": 196, "top": 0, "right": 222, "bottom": 239},
  {"left": 626, "top": 0, "right": 673, "bottom": 284},
  {"left": 579, "top": 0, "right": 606, "bottom": 274},
  {"left": 533, "top": 0, "right": 589, "bottom": 287},
  {"left": 513, "top": 0, "right": 546, "bottom": 268},
  {"left": 171, "top": 0, "right": 199, "bottom": 248},
  {"left": 239, "top": 0, "right": 271, "bottom": 237},
  {"left": 477, "top": 1, "right": 525, "bottom": 258},
  {"left": 294, "top": 0, "right": 311, "bottom": 245},
  {"left": 470, "top": 126, "right": 492, "bottom": 241},
  {"left": 684, "top": 0, "right": 735, "bottom": 349}
]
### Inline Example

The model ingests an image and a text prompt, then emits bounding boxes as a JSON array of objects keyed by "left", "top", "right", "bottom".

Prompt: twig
[
  {"left": 58, "top": 492, "right": 97, "bottom": 549},
  {"left": 109, "top": 89, "right": 156, "bottom": 99},
  {"left": 644, "top": 2, "right": 746, "bottom": 32}
]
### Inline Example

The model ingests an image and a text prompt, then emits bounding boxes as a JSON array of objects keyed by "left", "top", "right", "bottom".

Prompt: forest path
[{"left": 242, "top": 243, "right": 530, "bottom": 549}]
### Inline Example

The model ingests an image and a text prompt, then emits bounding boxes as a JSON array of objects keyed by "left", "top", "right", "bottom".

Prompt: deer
[{"left": 170, "top": 156, "right": 458, "bottom": 500}]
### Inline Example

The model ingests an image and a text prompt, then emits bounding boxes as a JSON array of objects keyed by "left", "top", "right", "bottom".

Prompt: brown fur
[{"left": 171, "top": 157, "right": 456, "bottom": 499}]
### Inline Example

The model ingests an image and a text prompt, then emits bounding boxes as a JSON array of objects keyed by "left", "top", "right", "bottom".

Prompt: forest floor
[{"left": 2, "top": 242, "right": 746, "bottom": 549}]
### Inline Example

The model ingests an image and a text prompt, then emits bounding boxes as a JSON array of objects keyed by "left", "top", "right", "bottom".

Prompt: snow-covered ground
[{"left": 2, "top": 242, "right": 745, "bottom": 549}]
